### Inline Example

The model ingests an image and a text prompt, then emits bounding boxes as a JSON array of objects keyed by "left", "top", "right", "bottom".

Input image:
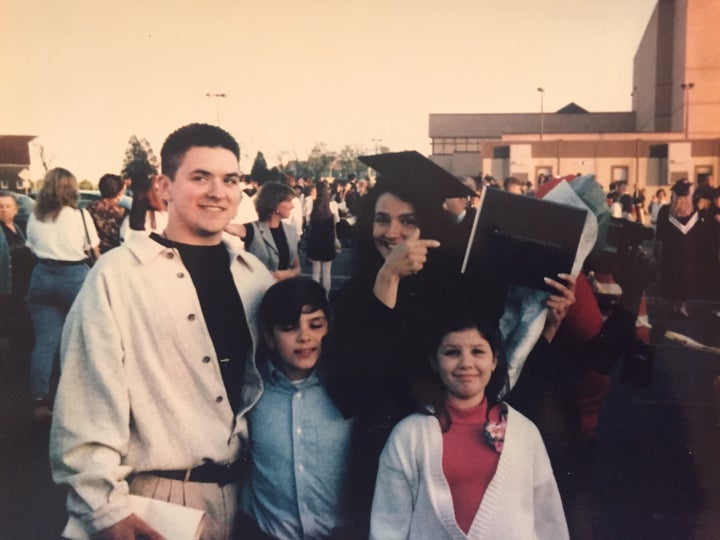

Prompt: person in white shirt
[
  {"left": 119, "top": 174, "right": 169, "bottom": 242},
  {"left": 25, "top": 167, "right": 99, "bottom": 420}
]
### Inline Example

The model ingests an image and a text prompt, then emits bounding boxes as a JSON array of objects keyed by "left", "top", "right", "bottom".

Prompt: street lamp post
[
  {"left": 371, "top": 138, "right": 383, "bottom": 154},
  {"left": 537, "top": 88, "right": 545, "bottom": 141},
  {"left": 680, "top": 82, "right": 694, "bottom": 140},
  {"left": 205, "top": 92, "right": 227, "bottom": 125}
]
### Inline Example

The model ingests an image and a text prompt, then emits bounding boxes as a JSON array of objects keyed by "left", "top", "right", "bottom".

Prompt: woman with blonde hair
[{"left": 26, "top": 167, "right": 99, "bottom": 420}]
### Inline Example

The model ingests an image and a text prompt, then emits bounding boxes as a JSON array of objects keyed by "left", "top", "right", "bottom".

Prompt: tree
[
  {"left": 336, "top": 145, "right": 371, "bottom": 180},
  {"left": 275, "top": 150, "right": 293, "bottom": 174},
  {"left": 33, "top": 142, "right": 53, "bottom": 173},
  {"left": 121, "top": 135, "right": 159, "bottom": 192},
  {"left": 78, "top": 179, "right": 95, "bottom": 190},
  {"left": 250, "top": 151, "right": 272, "bottom": 184},
  {"left": 306, "top": 144, "right": 335, "bottom": 181}
]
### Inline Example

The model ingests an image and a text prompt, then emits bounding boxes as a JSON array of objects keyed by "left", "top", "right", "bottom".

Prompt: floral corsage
[{"left": 483, "top": 403, "right": 508, "bottom": 454}]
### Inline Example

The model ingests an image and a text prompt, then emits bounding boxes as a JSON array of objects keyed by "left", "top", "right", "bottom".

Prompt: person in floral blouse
[
  {"left": 370, "top": 304, "right": 568, "bottom": 539},
  {"left": 86, "top": 174, "right": 127, "bottom": 254}
]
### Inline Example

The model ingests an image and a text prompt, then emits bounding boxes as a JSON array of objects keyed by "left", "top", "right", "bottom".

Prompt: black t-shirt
[
  {"left": 269, "top": 225, "right": 290, "bottom": 270},
  {"left": 151, "top": 233, "right": 251, "bottom": 413}
]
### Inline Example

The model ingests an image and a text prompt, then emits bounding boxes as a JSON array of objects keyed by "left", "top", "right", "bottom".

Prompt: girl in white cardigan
[{"left": 369, "top": 308, "right": 569, "bottom": 540}]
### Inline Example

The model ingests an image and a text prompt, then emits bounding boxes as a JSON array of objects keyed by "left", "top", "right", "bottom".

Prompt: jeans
[{"left": 26, "top": 261, "right": 88, "bottom": 399}]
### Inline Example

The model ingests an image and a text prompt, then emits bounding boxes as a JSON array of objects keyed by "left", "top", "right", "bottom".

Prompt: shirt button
[
  {"left": 295, "top": 392, "right": 302, "bottom": 399},
  {"left": 202, "top": 356, "right": 211, "bottom": 364},
  {"left": 187, "top": 314, "right": 196, "bottom": 321},
  {"left": 296, "top": 427, "right": 302, "bottom": 435},
  {"left": 177, "top": 272, "right": 185, "bottom": 278},
  {"left": 298, "top": 464, "right": 304, "bottom": 473},
  {"left": 165, "top": 252, "right": 174, "bottom": 259},
  {"left": 216, "top": 396, "right": 223, "bottom": 403}
]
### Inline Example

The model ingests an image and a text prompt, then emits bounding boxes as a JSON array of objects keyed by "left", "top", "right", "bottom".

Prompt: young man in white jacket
[{"left": 50, "top": 124, "right": 274, "bottom": 540}]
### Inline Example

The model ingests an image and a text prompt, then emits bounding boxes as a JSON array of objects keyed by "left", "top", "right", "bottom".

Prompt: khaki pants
[{"left": 130, "top": 474, "right": 239, "bottom": 540}]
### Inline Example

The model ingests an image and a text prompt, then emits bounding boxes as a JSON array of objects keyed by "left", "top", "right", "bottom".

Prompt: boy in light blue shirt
[{"left": 241, "top": 277, "right": 354, "bottom": 539}]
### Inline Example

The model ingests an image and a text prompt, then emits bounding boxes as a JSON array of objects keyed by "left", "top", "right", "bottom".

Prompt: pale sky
[{"left": 1, "top": 0, "right": 658, "bottom": 182}]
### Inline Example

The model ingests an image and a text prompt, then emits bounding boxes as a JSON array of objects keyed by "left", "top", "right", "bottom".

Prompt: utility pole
[
  {"left": 206, "top": 93, "right": 227, "bottom": 125},
  {"left": 537, "top": 87, "right": 545, "bottom": 141},
  {"left": 680, "top": 82, "right": 694, "bottom": 140}
]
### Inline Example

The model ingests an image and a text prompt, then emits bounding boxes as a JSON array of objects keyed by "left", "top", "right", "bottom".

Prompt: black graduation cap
[
  {"left": 358, "top": 151, "right": 479, "bottom": 278},
  {"left": 358, "top": 151, "right": 476, "bottom": 204},
  {"left": 671, "top": 179, "right": 691, "bottom": 197}
]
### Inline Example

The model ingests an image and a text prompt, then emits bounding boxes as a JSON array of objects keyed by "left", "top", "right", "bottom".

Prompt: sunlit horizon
[{"left": 1, "top": 0, "right": 658, "bottom": 182}]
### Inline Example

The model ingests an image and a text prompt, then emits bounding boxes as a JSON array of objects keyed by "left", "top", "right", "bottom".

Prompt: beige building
[{"left": 429, "top": 0, "right": 720, "bottom": 190}]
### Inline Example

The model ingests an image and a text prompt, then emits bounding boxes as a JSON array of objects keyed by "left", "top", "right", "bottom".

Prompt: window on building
[
  {"left": 492, "top": 146, "right": 510, "bottom": 159},
  {"left": 465, "top": 138, "right": 481, "bottom": 152},
  {"left": 695, "top": 165, "right": 714, "bottom": 186},
  {"left": 432, "top": 138, "right": 453, "bottom": 155},
  {"left": 432, "top": 137, "right": 481, "bottom": 155},
  {"left": 0, "top": 180, "right": 8, "bottom": 189},
  {"left": 648, "top": 144, "right": 669, "bottom": 185},
  {"left": 535, "top": 166, "right": 552, "bottom": 185},
  {"left": 649, "top": 144, "right": 668, "bottom": 158},
  {"left": 611, "top": 166, "right": 628, "bottom": 182}
]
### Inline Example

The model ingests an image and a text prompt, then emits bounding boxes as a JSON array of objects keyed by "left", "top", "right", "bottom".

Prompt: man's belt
[
  {"left": 142, "top": 459, "right": 246, "bottom": 486},
  {"left": 37, "top": 258, "right": 87, "bottom": 266}
]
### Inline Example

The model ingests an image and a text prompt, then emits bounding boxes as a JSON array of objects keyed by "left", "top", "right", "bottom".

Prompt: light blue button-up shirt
[{"left": 241, "top": 357, "right": 355, "bottom": 539}]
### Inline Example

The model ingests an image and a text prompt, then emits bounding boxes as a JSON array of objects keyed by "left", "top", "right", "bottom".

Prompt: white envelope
[{"left": 62, "top": 495, "right": 205, "bottom": 540}]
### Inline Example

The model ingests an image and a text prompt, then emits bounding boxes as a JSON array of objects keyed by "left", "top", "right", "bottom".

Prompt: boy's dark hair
[
  {"left": 160, "top": 123, "right": 240, "bottom": 180},
  {"left": 259, "top": 277, "right": 331, "bottom": 331},
  {"left": 98, "top": 174, "right": 125, "bottom": 199}
]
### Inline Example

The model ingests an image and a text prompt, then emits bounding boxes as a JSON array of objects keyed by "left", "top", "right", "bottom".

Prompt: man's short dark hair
[
  {"left": 503, "top": 176, "right": 524, "bottom": 191},
  {"left": 160, "top": 123, "right": 240, "bottom": 180},
  {"left": 98, "top": 174, "right": 125, "bottom": 199}
]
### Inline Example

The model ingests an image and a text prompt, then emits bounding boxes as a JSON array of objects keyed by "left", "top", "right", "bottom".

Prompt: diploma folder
[{"left": 461, "top": 187, "right": 586, "bottom": 292}]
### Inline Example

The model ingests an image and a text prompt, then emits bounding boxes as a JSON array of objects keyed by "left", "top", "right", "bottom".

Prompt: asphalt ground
[{"left": 1, "top": 247, "right": 719, "bottom": 539}]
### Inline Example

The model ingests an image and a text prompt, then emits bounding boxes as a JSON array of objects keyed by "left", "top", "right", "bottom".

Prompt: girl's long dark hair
[
  {"left": 421, "top": 298, "right": 509, "bottom": 432},
  {"left": 310, "top": 182, "right": 332, "bottom": 223}
]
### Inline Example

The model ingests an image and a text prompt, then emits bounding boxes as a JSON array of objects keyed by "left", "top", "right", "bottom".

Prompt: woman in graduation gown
[
  {"left": 655, "top": 179, "right": 704, "bottom": 317},
  {"left": 321, "top": 152, "right": 574, "bottom": 536}
]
